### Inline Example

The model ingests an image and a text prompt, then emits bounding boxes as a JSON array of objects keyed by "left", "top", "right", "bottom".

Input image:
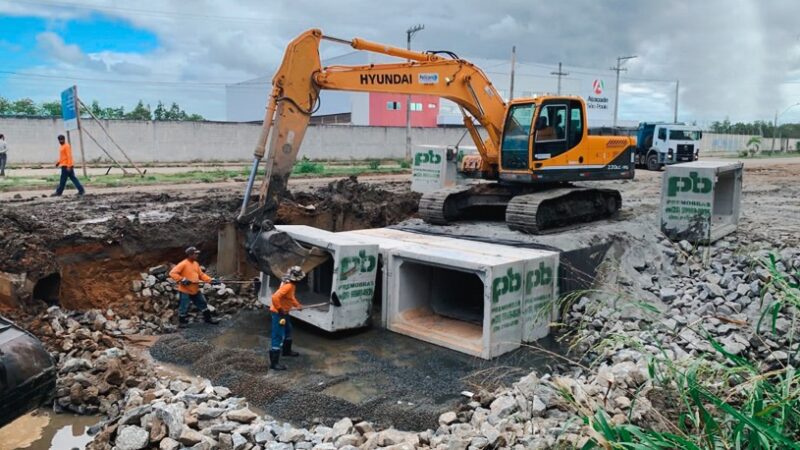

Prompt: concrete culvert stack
[{"left": 342, "top": 228, "right": 560, "bottom": 359}]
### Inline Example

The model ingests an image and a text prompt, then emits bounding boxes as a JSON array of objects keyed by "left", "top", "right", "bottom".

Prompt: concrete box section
[
  {"left": 259, "top": 226, "right": 379, "bottom": 332},
  {"left": 660, "top": 160, "right": 743, "bottom": 243},
  {"left": 411, "top": 146, "right": 456, "bottom": 193},
  {"left": 344, "top": 228, "right": 559, "bottom": 359}
]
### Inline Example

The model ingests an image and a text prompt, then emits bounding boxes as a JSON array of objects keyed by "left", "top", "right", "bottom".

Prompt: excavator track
[
  {"left": 505, "top": 187, "right": 622, "bottom": 234},
  {"left": 418, "top": 185, "right": 477, "bottom": 224}
]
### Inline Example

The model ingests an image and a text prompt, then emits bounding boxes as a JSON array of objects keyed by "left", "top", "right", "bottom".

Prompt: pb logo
[
  {"left": 414, "top": 149, "right": 442, "bottom": 166},
  {"left": 339, "top": 249, "right": 377, "bottom": 281},
  {"left": 492, "top": 268, "right": 522, "bottom": 304},
  {"left": 667, "top": 171, "right": 712, "bottom": 197},
  {"left": 525, "top": 262, "right": 553, "bottom": 294}
]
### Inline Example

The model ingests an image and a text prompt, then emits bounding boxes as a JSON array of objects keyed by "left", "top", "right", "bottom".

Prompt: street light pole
[
  {"left": 610, "top": 55, "right": 637, "bottom": 127},
  {"left": 405, "top": 24, "right": 424, "bottom": 161}
]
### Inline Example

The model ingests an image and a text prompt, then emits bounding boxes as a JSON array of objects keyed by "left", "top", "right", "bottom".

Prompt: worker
[
  {"left": 169, "top": 246, "right": 220, "bottom": 327},
  {"left": 269, "top": 266, "right": 306, "bottom": 371},
  {"left": 52, "top": 134, "right": 86, "bottom": 197},
  {"left": 0, "top": 134, "right": 7, "bottom": 177}
]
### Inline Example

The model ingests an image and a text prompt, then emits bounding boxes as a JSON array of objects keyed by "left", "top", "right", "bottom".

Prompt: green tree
[
  {"left": 39, "top": 101, "right": 62, "bottom": 117},
  {"left": 0, "top": 97, "right": 11, "bottom": 115},
  {"left": 153, "top": 101, "right": 167, "bottom": 120},
  {"left": 11, "top": 98, "right": 38, "bottom": 115},
  {"left": 125, "top": 100, "right": 152, "bottom": 120}
]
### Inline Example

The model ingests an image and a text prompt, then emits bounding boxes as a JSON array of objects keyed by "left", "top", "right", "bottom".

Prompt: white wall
[{"left": 0, "top": 117, "right": 472, "bottom": 163}]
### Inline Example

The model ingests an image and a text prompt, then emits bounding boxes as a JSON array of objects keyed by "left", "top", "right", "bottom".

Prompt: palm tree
[{"left": 746, "top": 136, "right": 762, "bottom": 156}]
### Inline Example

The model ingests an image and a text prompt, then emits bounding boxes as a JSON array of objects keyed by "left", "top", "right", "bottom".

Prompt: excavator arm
[
  {"left": 239, "top": 28, "right": 507, "bottom": 225},
  {"left": 240, "top": 29, "right": 508, "bottom": 278}
]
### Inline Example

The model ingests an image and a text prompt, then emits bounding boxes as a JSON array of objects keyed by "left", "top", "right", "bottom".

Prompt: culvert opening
[
  {"left": 32, "top": 273, "right": 61, "bottom": 304},
  {"left": 391, "top": 260, "right": 485, "bottom": 355},
  {"left": 268, "top": 251, "right": 335, "bottom": 313}
]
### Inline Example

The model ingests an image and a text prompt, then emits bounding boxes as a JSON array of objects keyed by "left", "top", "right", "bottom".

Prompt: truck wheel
[{"left": 646, "top": 152, "right": 661, "bottom": 171}]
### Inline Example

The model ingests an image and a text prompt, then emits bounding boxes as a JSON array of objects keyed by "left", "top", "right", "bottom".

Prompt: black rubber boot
[
  {"left": 269, "top": 350, "right": 287, "bottom": 371},
  {"left": 203, "top": 310, "right": 219, "bottom": 325},
  {"left": 178, "top": 315, "right": 189, "bottom": 328},
  {"left": 282, "top": 339, "right": 300, "bottom": 357}
]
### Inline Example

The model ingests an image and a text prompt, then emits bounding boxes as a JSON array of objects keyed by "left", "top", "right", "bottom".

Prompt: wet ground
[
  {"left": 150, "top": 309, "right": 565, "bottom": 431},
  {"left": 0, "top": 410, "right": 97, "bottom": 450}
]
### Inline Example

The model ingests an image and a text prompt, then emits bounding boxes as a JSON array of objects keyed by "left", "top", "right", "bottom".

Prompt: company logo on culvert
[
  {"left": 592, "top": 79, "right": 604, "bottom": 95},
  {"left": 525, "top": 261, "right": 553, "bottom": 293},
  {"left": 414, "top": 149, "right": 442, "bottom": 166},
  {"left": 492, "top": 268, "right": 522, "bottom": 304},
  {"left": 667, "top": 171, "right": 712, "bottom": 197},
  {"left": 339, "top": 249, "right": 377, "bottom": 281}
]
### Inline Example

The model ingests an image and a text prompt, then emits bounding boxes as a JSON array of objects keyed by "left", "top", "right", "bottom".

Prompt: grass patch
[{"left": 0, "top": 162, "right": 410, "bottom": 192}]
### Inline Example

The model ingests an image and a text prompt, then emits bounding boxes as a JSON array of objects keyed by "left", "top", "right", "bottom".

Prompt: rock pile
[
  {"left": 127, "top": 264, "right": 261, "bottom": 332},
  {"left": 569, "top": 235, "right": 799, "bottom": 368},
  {"left": 16, "top": 306, "right": 157, "bottom": 417},
  {"left": 90, "top": 375, "right": 427, "bottom": 450}
]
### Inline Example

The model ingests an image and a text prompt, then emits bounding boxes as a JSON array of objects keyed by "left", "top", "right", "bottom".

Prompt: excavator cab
[{"left": 499, "top": 97, "right": 589, "bottom": 177}]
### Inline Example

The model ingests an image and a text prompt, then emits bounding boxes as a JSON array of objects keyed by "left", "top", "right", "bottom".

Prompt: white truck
[{"left": 635, "top": 122, "right": 703, "bottom": 171}]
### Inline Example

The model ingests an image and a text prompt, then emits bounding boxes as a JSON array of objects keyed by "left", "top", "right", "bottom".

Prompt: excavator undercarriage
[{"left": 419, "top": 183, "right": 622, "bottom": 234}]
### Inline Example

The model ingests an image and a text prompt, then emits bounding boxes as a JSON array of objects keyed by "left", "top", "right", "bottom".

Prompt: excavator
[{"left": 239, "top": 29, "right": 635, "bottom": 276}]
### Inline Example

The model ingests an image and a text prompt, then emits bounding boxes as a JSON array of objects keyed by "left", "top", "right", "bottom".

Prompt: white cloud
[{"left": 3, "top": 0, "right": 799, "bottom": 122}]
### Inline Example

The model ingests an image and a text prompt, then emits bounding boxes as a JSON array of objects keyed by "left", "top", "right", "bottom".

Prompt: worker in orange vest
[
  {"left": 169, "top": 246, "right": 220, "bottom": 327},
  {"left": 269, "top": 266, "right": 306, "bottom": 371},
  {"left": 52, "top": 134, "right": 85, "bottom": 196}
]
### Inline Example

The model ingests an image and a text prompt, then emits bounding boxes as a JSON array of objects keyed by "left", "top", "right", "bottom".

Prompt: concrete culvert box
[
  {"left": 259, "top": 226, "right": 379, "bottom": 332},
  {"left": 660, "top": 160, "right": 743, "bottom": 243},
  {"left": 355, "top": 229, "right": 559, "bottom": 359}
]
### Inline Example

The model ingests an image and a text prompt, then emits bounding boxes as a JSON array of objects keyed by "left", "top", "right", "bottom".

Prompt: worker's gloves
[
  {"left": 180, "top": 278, "right": 192, "bottom": 286},
  {"left": 279, "top": 318, "right": 287, "bottom": 326}
]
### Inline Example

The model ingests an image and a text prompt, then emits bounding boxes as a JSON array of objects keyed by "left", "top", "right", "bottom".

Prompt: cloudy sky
[{"left": 1, "top": 0, "right": 799, "bottom": 124}]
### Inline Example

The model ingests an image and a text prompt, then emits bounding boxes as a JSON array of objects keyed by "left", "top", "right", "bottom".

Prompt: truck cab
[{"left": 635, "top": 122, "right": 702, "bottom": 171}]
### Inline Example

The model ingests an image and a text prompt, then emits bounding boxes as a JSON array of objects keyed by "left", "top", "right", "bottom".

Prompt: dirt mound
[{"left": 277, "top": 176, "right": 420, "bottom": 231}]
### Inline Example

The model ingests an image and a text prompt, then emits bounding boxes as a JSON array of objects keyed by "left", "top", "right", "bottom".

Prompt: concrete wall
[
  {"left": 700, "top": 132, "right": 800, "bottom": 153},
  {"left": 0, "top": 117, "right": 472, "bottom": 163}
]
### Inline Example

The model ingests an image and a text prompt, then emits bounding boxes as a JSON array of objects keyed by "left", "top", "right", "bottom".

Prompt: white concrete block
[
  {"left": 660, "top": 160, "right": 743, "bottom": 243},
  {"left": 259, "top": 226, "right": 379, "bottom": 332},
  {"left": 411, "top": 146, "right": 456, "bottom": 193},
  {"left": 344, "top": 228, "right": 559, "bottom": 359}
]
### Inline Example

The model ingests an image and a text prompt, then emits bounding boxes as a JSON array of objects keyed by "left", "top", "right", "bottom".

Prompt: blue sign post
[{"left": 61, "top": 86, "right": 78, "bottom": 131}]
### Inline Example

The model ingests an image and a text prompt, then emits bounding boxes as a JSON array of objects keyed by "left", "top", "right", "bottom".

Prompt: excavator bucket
[{"left": 245, "top": 222, "right": 330, "bottom": 279}]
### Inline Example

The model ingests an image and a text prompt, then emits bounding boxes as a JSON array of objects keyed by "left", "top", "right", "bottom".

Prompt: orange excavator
[{"left": 239, "top": 29, "right": 635, "bottom": 275}]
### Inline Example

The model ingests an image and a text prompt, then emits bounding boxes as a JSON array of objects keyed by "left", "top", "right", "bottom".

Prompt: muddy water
[
  {"left": 151, "top": 309, "right": 565, "bottom": 430},
  {"left": 0, "top": 410, "right": 98, "bottom": 450}
]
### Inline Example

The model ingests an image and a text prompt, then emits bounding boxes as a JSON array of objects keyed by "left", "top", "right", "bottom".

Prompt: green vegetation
[
  {"left": 0, "top": 96, "right": 204, "bottom": 121},
  {"left": 295, "top": 156, "right": 325, "bottom": 174},
  {"left": 559, "top": 254, "right": 800, "bottom": 448},
  {"left": 733, "top": 150, "right": 800, "bottom": 159},
  {"left": 710, "top": 119, "right": 800, "bottom": 139},
  {"left": 0, "top": 160, "right": 410, "bottom": 192}
]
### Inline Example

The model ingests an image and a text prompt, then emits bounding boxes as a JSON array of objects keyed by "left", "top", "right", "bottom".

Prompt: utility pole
[
  {"left": 405, "top": 24, "right": 424, "bottom": 161},
  {"left": 673, "top": 80, "right": 680, "bottom": 123},
  {"left": 610, "top": 55, "right": 637, "bottom": 127},
  {"left": 771, "top": 103, "right": 800, "bottom": 151},
  {"left": 509, "top": 46, "right": 516, "bottom": 100},
  {"left": 551, "top": 62, "right": 568, "bottom": 95}
]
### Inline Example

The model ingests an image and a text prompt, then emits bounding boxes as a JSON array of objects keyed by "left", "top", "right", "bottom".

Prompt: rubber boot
[
  {"left": 178, "top": 315, "right": 189, "bottom": 328},
  {"left": 203, "top": 310, "right": 219, "bottom": 325},
  {"left": 269, "top": 350, "right": 287, "bottom": 371},
  {"left": 282, "top": 339, "right": 299, "bottom": 357}
]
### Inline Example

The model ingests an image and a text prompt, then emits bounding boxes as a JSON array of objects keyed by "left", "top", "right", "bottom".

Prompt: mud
[
  {"left": 278, "top": 176, "right": 421, "bottom": 231},
  {"left": 0, "top": 177, "right": 414, "bottom": 312},
  {"left": 150, "top": 309, "right": 564, "bottom": 431}
]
